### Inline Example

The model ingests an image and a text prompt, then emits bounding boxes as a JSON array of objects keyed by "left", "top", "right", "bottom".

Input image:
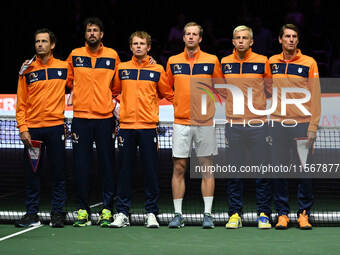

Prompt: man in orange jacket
[
  {"left": 16, "top": 28, "right": 68, "bottom": 228},
  {"left": 221, "top": 25, "right": 272, "bottom": 229},
  {"left": 110, "top": 31, "right": 174, "bottom": 228},
  {"left": 269, "top": 24, "right": 321, "bottom": 230},
  {"left": 66, "top": 17, "right": 120, "bottom": 227},
  {"left": 166, "top": 22, "right": 223, "bottom": 229}
]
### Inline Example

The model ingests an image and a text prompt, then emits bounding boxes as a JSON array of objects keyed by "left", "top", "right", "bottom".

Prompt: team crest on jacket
[
  {"left": 298, "top": 67, "right": 303, "bottom": 73},
  {"left": 253, "top": 65, "right": 258, "bottom": 71},
  {"left": 75, "top": 57, "right": 84, "bottom": 64},
  {"left": 203, "top": 66, "right": 208, "bottom": 72},
  {"left": 106, "top": 60, "right": 110, "bottom": 66},
  {"left": 272, "top": 64, "right": 279, "bottom": 73},
  {"left": 58, "top": 71, "right": 62, "bottom": 76},
  {"left": 28, "top": 72, "right": 39, "bottom": 83},
  {"left": 29, "top": 72, "right": 38, "bottom": 79},
  {"left": 154, "top": 137, "right": 157, "bottom": 143},
  {"left": 122, "top": 70, "right": 130, "bottom": 76},
  {"left": 150, "top": 72, "right": 154, "bottom": 78},
  {"left": 174, "top": 64, "right": 182, "bottom": 70},
  {"left": 121, "top": 70, "right": 130, "bottom": 79},
  {"left": 224, "top": 64, "right": 232, "bottom": 74},
  {"left": 173, "top": 64, "right": 182, "bottom": 74}
]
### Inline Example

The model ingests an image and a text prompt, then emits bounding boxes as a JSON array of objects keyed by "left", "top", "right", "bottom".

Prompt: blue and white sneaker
[
  {"left": 257, "top": 213, "right": 271, "bottom": 229},
  {"left": 202, "top": 213, "right": 214, "bottom": 229},
  {"left": 168, "top": 213, "right": 184, "bottom": 228}
]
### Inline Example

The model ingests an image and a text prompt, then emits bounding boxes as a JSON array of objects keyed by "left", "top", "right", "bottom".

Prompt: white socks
[
  {"left": 203, "top": 196, "right": 214, "bottom": 214},
  {"left": 174, "top": 197, "right": 214, "bottom": 214},
  {"left": 173, "top": 198, "right": 183, "bottom": 214}
]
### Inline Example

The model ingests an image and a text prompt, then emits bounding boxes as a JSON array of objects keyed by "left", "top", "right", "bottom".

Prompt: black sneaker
[
  {"left": 50, "top": 212, "right": 65, "bottom": 228},
  {"left": 15, "top": 213, "right": 41, "bottom": 228}
]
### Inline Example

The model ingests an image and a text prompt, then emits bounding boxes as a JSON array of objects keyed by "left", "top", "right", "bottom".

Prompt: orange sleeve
[
  {"left": 264, "top": 59, "right": 273, "bottom": 96},
  {"left": 215, "top": 59, "right": 227, "bottom": 99},
  {"left": 165, "top": 60, "right": 174, "bottom": 88},
  {"left": 157, "top": 68, "right": 174, "bottom": 103},
  {"left": 109, "top": 53, "right": 121, "bottom": 97},
  {"left": 66, "top": 52, "right": 74, "bottom": 89},
  {"left": 308, "top": 61, "right": 321, "bottom": 132},
  {"left": 212, "top": 59, "right": 224, "bottom": 79},
  {"left": 112, "top": 67, "right": 121, "bottom": 98},
  {"left": 115, "top": 54, "right": 121, "bottom": 67},
  {"left": 16, "top": 75, "right": 29, "bottom": 133}
]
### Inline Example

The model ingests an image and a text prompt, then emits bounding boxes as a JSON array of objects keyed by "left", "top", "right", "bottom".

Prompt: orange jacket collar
[
  {"left": 279, "top": 49, "right": 302, "bottom": 62},
  {"left": 232, "top": 48, "right": 253, "bottom": 62},
  {"left": 36, "top": 54, "right": 54, "bottom": 65},
  {"left": 85, "top": 42, "right": 104, "bottom": 55},
  {"left": 184, "top": 46, "right": 201, "bottom": 60},
  {"left": 131, "top": 55, "right": 150, "bottom": 67}
]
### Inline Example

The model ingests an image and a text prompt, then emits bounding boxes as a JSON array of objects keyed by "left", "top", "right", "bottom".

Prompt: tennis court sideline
[{"left": 0, "top": 224, "right": 339, "bottom": 255}]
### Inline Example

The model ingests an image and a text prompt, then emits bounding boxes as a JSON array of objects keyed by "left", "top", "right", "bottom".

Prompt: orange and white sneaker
[
  {"left": 275, "top": 215, "right": 289, "bottom": 230},
  {"left": 297, "top": 210, "right": 312, "bottom": 230}
]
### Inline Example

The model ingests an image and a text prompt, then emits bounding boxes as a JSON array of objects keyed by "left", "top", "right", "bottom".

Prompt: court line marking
[{"left": 0, "top": 225, "right": 43, "bottom": 242}]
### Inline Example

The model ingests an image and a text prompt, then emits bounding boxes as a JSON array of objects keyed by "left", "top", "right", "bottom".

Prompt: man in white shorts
[{"left": 166, "top": 22, "right": 223, "bottom": 228}]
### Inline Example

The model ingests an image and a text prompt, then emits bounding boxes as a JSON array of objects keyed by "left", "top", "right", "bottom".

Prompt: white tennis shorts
[{"left": 172, "top": 123, "right": 218, "bottom": 158}]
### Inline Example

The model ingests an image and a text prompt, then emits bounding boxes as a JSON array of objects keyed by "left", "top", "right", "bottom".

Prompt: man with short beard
[{"left": 66, "top": 17, "right": 120, "bottom": 227}]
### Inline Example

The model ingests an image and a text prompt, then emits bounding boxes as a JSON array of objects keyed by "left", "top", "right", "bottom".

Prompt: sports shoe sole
[
  {"left": 226, "top": 222, "right": 242, "bottom": 229},
  {"left": 275, "top": 225, "right": 288, "bottom": 230},
  {"left": 146, "top": 224, "right": 160, "bottom": 228},
  {"left": 109, "top": 223, "right": 130, "bottom": 228},
  {"left": 299, "top": 225, "right": 312, "bottom": 230},
  {"left": 258, "top": 225, "right": 271, "bottom": 229},
  {"left": 16, "top": 221, "right": 42, "bottom": 228},
  {"left": 100, "top": 222, "right": 111, "bottom": 228},
  {"left": 49, "top": 222, "right": 64, "bottom": 228},
  {"left": 168, "top": 223, "right": 184, "bottom": 228},
  {"left": 110, "top": 220, "right": 130, "bottom": 228},
  {"left": 73, "top": 221, "right": 92, "bottom": 227},
  {"left": 203, "top": 225, "right": 215, "bottom": 229}
]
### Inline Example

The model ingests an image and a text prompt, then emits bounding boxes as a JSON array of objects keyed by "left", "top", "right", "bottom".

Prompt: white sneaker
[
  {"left": 110, "top": 213, "right": 130, "bottom": 228},
  {"left": 145, "top": 213, "right": 159, "bottom": 228}
]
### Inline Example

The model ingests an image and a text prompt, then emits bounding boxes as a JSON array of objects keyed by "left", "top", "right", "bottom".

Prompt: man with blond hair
[
  {"left": 167, "top": 22, "right": 223, "bottom": 229},
  {"left": 110, "top": 31, "right": 174, "bottom": 228},
  {"left": 221, "top": 25, "right": 272, "bottom": 229}
]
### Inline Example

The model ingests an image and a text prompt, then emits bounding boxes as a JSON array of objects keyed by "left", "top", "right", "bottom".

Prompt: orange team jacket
[
  {"left": 16, "top": 55, "right": 69, "bottom": 133},
  {"left": 268, "top": 49, "right": 321, "bottom": 132},
  {"left": 112, "top": 55, "right": 174, "bottom": 129},
  {"left": 166, "top": 47, "right": 223, "bottom": 126},
  {"left": 221, "top": 48, "right": 272, "bottom": 124},
  {"left": 66, "top": 43, "right": 120, "bottom": 119}
]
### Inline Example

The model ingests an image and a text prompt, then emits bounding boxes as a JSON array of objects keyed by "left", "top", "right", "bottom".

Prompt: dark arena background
[{"left": 1, "top": 0, "right": 340, "bottom": 254}]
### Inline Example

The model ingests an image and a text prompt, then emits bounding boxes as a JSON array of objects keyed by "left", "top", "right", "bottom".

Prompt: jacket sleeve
[
  {"left": 308, "top": 61, "right": 321, "bottom": 132},
  {"left": 215, "top": 59, "right": 227, "bottom": 99},
  {"left": 65, "top": 52, "right": 74, "bottom": 89},
  {"left": 112, "top": 67, "right": 122, "bottom": 98},
  {"left": 16, "top": 75, "right": 29, "bottom": 133},
  {"left": 115, "top": 54, "right": 121, "bottom": 68},
  {"left": 212, "top": 58, "right": 224, "bottom": 79},
  {"left": 157, "top": 68, "right": 174, "bottom": 103},
  {"left": 264, "top": 59, "right": 273, "bottom": 97},
  {"left": 165, "top": 60, "right": 174, "bottom": 89}
]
